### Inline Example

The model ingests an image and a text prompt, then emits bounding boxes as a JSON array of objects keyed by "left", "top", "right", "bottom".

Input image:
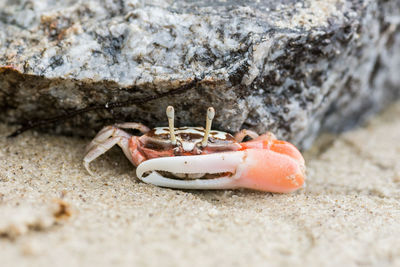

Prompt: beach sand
[{"left": 1, "top": 101, "right": 399, "bottom": 267}]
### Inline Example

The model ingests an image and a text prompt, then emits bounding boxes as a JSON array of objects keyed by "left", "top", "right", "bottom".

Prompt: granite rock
[{"left": 0, "top": 0, "right": 399, "bottom": 147}]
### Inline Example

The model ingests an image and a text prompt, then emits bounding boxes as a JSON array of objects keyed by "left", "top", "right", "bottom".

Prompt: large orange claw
[{"left": 135, "top": 143, "right": 306, "bottom": 193}]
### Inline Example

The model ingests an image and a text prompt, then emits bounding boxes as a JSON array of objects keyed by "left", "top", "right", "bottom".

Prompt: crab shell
[{"left": 134, "top": 127, "right": 306, "bottom": 193}]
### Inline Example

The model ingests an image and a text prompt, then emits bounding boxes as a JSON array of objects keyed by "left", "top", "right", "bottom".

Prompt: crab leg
[
  {"left": 85, "top": 126, "right": 119, "bottom": 154},
  {"left": 234, "top": 130, "right": 277, "bottom": 143},
  {"left": 114, "top": 123, "right": 150, "bottom": 133},
  {"left": 83, "top": 127, "right": 133, "bottom": 175},
  {"left": 234, "top": 129, "right": 259, "bottom": 142},
  {"left": 85, "top": 123, "right": 148, "bottom": 154},
  {"left": 84, "top": 137, "right": 125, "bottom": 175}
]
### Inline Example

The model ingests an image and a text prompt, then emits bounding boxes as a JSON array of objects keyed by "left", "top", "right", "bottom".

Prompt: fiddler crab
[{"left": 83, "top": 106, "right": 306, "bottom": 193}]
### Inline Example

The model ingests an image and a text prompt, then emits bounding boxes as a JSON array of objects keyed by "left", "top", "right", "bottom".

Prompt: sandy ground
[{"left": 0, "top": 101, "right": 400, "bottom": 267}]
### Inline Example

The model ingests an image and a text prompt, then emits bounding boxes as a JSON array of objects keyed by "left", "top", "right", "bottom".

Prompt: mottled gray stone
[{"left": 0, "top": 0, "right": 399, "bottom": 148}]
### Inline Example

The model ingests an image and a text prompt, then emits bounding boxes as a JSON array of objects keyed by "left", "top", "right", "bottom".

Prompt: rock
[{"left": 0, "top": 0, "right": 399, "bottom": 148}]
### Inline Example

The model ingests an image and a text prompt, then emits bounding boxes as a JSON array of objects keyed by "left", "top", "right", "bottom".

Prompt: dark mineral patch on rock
[{"left": 0, "top": 0, "right": 399, "bottom": 148}]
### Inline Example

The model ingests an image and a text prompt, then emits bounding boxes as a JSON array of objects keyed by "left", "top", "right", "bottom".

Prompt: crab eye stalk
[
  {"left": 166, "top": 106, "right": 177, "bottom": 145},
  {"left": 201, "top": 107, "right": 215, "bottom": 147}
]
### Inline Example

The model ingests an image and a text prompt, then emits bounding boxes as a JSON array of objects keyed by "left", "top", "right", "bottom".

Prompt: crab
[{"left": 83, "top": 106, "right": 306, "bottom": 193}]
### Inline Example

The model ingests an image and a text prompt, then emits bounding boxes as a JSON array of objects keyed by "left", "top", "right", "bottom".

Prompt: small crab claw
[{"left": 136, "top": 147, "right": 306, "bottom": 193}]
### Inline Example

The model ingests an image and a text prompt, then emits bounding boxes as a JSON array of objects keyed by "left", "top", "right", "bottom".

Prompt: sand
[{"left": 1, "top": 101, "right": 400, "bottom": 267}]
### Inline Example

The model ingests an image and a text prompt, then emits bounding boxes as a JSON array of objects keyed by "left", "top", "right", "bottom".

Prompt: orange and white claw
[{"left": 135, "top": 147, "right": 306, "bottom": 193}]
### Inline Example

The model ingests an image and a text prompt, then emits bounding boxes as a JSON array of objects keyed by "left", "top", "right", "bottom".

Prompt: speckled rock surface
[{"left": 0, "top": 0, "right": 399, "bottom": 147}]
